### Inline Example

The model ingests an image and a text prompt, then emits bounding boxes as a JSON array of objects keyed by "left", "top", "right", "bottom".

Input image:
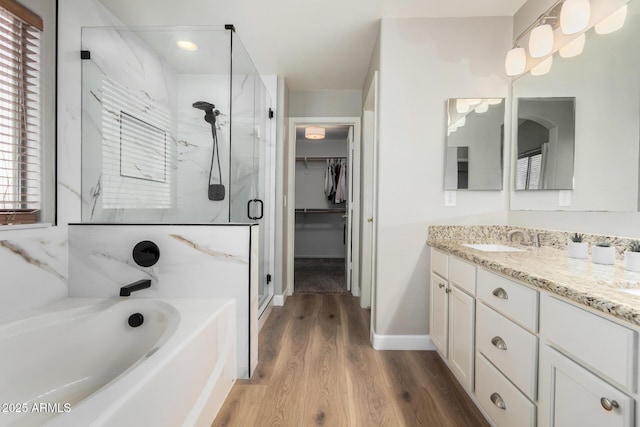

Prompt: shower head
[
  {"left": 192, "top": 101, "right": 216, "bottom": 112},
  {"left": 192, "top": 101, "right": 220, "bottom": 125}
]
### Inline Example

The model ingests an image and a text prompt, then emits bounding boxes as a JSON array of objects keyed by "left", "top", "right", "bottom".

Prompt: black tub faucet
[{"left": 120, "top": 279, "right": 151, "bottom": 297}]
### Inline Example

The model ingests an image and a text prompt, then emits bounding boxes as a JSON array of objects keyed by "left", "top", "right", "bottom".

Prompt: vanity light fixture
[
  {"left": 529, "top": 24, "right": 554, "bottom": 58},
  {"left": 505, "top": 47, "right": 527, "bottom": 76},
  {"left": 560, "top": 0, "right": 591, "bottom": 35},
  {"left": 531, "top": 56, "right": 553, "bottom": 76},
  {"left": 176, "top": 40, "right": 198, "bottom": 51},
  {"left": 559, "top": 33, "right": 586, "bottom": 58},
  {"left": 305, "top": 126, "right": 325, "bottom": 140},
  {"left": 595, "top": 4, "right": 627, "bottom": 34}
]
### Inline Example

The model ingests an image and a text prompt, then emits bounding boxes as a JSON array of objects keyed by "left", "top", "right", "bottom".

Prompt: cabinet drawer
[
  {"left": 477, "top": 303, "right": 537, "bottom": 400},
  {"left": 449, "top": 256, "right": 476, "bottom": 296},
  {"left": 476, "top": 352, "right": 535, "bottom": 427},
  {"left": 542, "top": 295, "right": 637, "bottom": 392},
  {"left": 431, "top": 248, "right": 448, "bottom": 279},
  {"left": 477, "top": 268, "right": 538, "bottom": 332}
]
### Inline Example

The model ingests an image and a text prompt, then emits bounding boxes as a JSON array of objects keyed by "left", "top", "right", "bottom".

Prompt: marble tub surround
[
  {"left": 429, "top": 225, "right": 640, "bottom": 259},
  {"left": 68, "top": 224, "right": 258, "bottom": 378},
  {"left": 428, "top": 238, "right": 640, "bottom": 327}
]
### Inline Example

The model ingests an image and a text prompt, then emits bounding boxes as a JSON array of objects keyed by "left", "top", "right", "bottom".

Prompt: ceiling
[
  {"left": 97, "top": 0, "right": 526, "bottom": 91},
  {"left": 296, "top": 125, "right": 351, "bottom": 141}
]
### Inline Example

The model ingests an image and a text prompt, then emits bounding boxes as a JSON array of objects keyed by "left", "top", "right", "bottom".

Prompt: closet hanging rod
[
  {"left": 295, "top": 156, "right": 347, "bottom": 161},
  {"left": 295, "top": 208, "right": 346, "bottom": 214}
]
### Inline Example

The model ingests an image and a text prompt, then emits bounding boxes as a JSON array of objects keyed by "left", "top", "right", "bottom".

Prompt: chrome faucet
[
  {"left": 507, "top": 229, "right": 531, "bottom": 245},
  {"left": 507, "top": 229, "right": 542, "bottom": 247}
]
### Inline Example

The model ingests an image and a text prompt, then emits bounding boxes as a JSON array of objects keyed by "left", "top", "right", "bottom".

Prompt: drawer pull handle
[
  {"left": 491, "top": 336, "right": 508, "bottom": 350},
  {"left": 439, "top": 283, "right": 445, "bottom": 289},
  {"left": 490, "top": 392, "right": 506, "bottom": 410},
  {"left": 492, "top": 287, "right": 509, "bottom": 299},
  {"left": 600, "top": 397, "right": 619, "bottom": 411}
]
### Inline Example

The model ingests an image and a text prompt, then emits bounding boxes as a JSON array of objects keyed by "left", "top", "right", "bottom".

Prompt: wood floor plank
[
  {"left": 300, "top": 325, "right": 349, "bottom": 426},
  {"left": 250, "top": 300, "right": 296, "bottom": 385},
  {"left": 413, "top": 351, "right": 490, "bottom": 427},
  {"left": 253, "top": 294, "right": 319, "bottom": 426},
  {"left": 340, "top": 296, "right": 403, "bottom": 427},
  {"left": 379, "top": 350, "right": 428, "bottom": 389},
  {"left": 211, "top": 384, "right": 267, "bottom": 427}
]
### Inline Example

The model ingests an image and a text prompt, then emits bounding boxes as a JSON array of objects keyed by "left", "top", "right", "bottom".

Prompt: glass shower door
[{"left": 229, "top": 32, "right": 273, "bottom": 314}]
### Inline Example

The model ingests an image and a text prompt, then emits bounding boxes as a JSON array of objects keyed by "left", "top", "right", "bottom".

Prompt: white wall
[
  {"left": 374, "top": 17, "right": 512, "bottom": 337},
  {"left": 289, "top": 90, "right": 362, "bottom": 117}
]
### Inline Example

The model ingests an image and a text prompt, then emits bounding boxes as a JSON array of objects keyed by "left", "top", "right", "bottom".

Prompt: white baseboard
[
  {"left": 372, "top": 332, "right": 436, "bottom": 351},
  {"left": 273, "top": 294, "right": 287, "bottom": 306}
]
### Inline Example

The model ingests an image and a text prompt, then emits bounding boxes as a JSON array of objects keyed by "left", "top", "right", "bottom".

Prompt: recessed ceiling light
[{"left": 177, "top": 40, "right": 198, "bottom": 51}]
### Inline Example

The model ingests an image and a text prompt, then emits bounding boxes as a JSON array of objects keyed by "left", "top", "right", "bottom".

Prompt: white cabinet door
[
  {"left": 540, "top": 346, "right": 634, "bottom": 427},
  {"left": 430, "top": 273, "right": 448, "bottom": 357},
  {"left": 448, "top": 285, "right": 475, "bottom": 391}
]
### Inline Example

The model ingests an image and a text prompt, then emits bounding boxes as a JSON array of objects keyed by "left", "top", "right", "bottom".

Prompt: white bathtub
[{"left": 0, "top": 298, "right": 236, "bottom": 427}]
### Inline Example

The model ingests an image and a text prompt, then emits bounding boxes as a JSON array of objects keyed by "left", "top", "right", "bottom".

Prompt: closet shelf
[{"left": 295, "top": 208, "right": 346, "bottom": 214}]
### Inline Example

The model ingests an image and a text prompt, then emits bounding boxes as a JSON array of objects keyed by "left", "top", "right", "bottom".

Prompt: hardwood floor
[{"left": 212, "top": 294, "right": 489, "bottom": 427}]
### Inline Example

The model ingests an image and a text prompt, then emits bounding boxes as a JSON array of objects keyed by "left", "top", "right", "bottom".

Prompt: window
[
  {"left": 0, "top": 0, "right": 42, "bottom": 225},
  {"left": 516, "top": 149, "right": 543, "bottom": 190}
]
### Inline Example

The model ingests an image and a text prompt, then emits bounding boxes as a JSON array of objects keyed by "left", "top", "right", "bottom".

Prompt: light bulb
[
  {"left": 560, "top": 0, "right": 591, "bottom": 35},
  {"left": 456, "top": 99, "right": 470, "bottom": 114},
  {"left": 559, "top": 34, "right": 586, "bottom": 58},
  {"left": 529, "top": 24, "right": 554, "bottom": 58},
  {"left": 595, "top": 4, "right": 627, "bottom": 34},
  {"left": 505, "top": 47, "right": 526, "bottom": 76},
  {"left": 531, "top": 56, "right": 553, "bottom": 76}
]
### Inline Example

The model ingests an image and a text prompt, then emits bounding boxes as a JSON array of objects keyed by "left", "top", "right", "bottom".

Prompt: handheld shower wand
[{"left": 192, "top": 101, "right": 225, "bottom": 201}]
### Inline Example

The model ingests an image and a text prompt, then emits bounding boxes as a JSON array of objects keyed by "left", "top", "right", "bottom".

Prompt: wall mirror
[
  {"left": 515, "top": 97, "right": 575, "bottom": 190},
  {"left": 511, "top": 0, "right": 640, "bottom": 211},
  {"left": 444, "top": 98, "right": 505, "bottom": 191}
]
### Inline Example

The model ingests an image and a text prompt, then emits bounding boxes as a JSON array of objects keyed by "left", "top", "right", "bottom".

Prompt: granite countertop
[{"left": 428, "top": 239, "right": 640, "bottom": 327}]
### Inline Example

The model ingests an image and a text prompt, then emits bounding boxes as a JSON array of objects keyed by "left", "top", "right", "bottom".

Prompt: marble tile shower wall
[
  {"left": 82, "top": 29, "right": 233, "bottom": 223},
  {"left": 429, "top": 225, "right": 640, "bottom": 259},
  {"left": 68, "top": 224, "right": 258, "bottom": 378}
]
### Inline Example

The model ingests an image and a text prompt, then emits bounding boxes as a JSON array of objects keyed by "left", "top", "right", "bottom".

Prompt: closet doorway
[{"left": 286, "top": 117, "right": 361, "bottom": 296}]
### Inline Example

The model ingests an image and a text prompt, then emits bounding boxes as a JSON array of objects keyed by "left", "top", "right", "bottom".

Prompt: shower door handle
[
  {"left": 247, "top": 199, "right": 264, "bottom": 221},
  {"left": 254, "top": 199, "right": 264, "bottom": 220}
]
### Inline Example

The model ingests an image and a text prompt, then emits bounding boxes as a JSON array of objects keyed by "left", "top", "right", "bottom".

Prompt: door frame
[
  {"left": 360, "top": 71, "right": 378, "bottom": 310},
  {"left": 284, "top": 116, "right": 362, "bottom": 298}
]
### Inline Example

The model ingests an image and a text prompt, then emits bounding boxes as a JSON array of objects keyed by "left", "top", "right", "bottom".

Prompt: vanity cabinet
[
  {"left": 539, "top": 295, "right": 638, "bottom": 427},
  {"left": 429, "top": 245, "right": 640, "bottom": 427},
  {"left": 430, "top": 249, "right": 476, "bottom": 391}
]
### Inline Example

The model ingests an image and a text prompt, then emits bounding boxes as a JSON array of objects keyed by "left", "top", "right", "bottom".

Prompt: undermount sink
[{"left": 462, "top": 244, "right": 526, "bottom": 253}]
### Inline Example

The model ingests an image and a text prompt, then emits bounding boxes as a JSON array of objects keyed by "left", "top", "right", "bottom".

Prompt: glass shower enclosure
[{"left": 80, "top": 26, "right": 273, "bottom": 313}]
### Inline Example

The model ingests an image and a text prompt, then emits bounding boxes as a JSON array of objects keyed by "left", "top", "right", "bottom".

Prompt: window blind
[{"left": 0, "top": 1, "right": 41, "bottom": 225}]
